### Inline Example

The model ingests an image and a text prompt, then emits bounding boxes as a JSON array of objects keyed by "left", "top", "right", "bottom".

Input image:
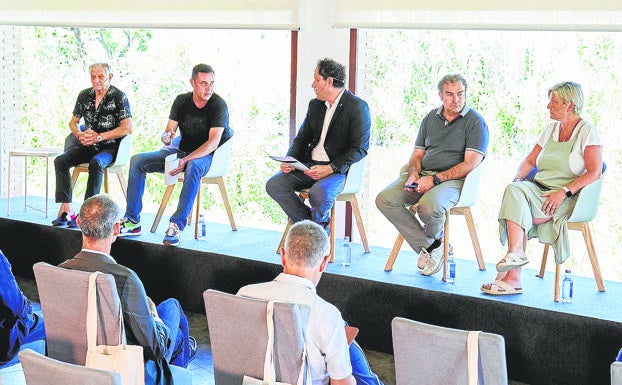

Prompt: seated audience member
[
  {"left": 117, "top": 63, "right": 233, "bottom": 247},
  {"left": 266, "top": 58, "right": 371, "bottom": 233},
  {"left": 59, "top": 194, "right": 197, "bottom": 385},
  {"left": 53, "top": 62, "right": 132, "bottom": 228},
  {"left": 238, "top": 220, "right": 383, "bottom": 385},
  {"left": 375, "top": 74, "right": 489, "bottom": 276},
  {"left": 481, "top": 81, "right": 602, "bottom": 295},
  {"left": 0, "top": 250, "right": 46, "bottom": 366}
]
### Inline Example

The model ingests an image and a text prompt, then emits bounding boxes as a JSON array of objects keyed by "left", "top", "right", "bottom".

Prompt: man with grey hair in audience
[
  {"left": 238, "top": 220, "right": 383, "bottom": 385},
  {"left": 59, "top": 194, "right": 196, "bottom": 385}
]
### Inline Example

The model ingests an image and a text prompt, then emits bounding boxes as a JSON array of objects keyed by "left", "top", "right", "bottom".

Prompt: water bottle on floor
[
  {"left": 561, "top": 269, "right": 573, "bottom": 303},
  {"left": 341, "top": 236, "right": 351, "bottom": 267},
  {"left": 446, "top": 250, "right": 456, "bottom": 283},
  {"left": 198, "top": 214, "right": 206, "bottom": 241}
]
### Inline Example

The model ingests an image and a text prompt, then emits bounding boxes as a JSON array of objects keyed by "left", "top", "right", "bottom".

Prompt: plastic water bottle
[
  {"left": 446, "top": 250, "right": 456, "bottom": 283},
  {"left": 197, "top": 214, "right": 206, "bottom": 241},
  {"left": 341, "top": 236, "right": 351, "bottom": 267},
  {"left": 561, "top": 269, "right": 573, "bottom": 303}
]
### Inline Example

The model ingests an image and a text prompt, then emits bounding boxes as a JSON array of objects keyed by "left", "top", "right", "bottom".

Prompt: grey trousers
[{"left": 375, "top": 166, "right": 463, "bottom": 253}]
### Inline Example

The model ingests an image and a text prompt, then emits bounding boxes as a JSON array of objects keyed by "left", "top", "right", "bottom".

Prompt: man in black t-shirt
[
  {"left": 53, "top": 62, "right": 132, "bottom": 228},
  {"left": 119, "top": 63, "right": 233, "bottom": 246}
]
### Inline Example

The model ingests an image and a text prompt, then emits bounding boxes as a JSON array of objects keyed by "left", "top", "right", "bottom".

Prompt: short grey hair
[
  {"left": 79, "top": 194, "right": 122, "bottom": 240},
  {"left": 284, "top": 220, "right": 330, "bottom": 268},
  {"left": 89, "top": 62, "right": 112, "bottom": 75},
  {"left": 548, "top": 81, "right": 584, "bottom": 115},
  {"left": 437, "top": 73, "right": 467, "bottom": 93}
]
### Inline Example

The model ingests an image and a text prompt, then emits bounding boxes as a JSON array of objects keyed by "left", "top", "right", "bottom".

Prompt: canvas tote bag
[
  {"left": 467, "top": 331, "right": 481, "bottom": 385},
  {"left": 85, "top": 271, "right": 144, "bottom": 385},
  {"left": 242, "top": 300, "right": 310, "bottom": 385}
]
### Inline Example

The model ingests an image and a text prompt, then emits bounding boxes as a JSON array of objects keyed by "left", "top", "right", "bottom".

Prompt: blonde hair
[{"left": 548, "top": 81, "right": 584, "bottom": 115}]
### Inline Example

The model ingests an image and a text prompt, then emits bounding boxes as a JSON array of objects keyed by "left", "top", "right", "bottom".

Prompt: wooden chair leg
[
  {"left": 216, "top": 177, "right": 237, "bottom": 231},
  {"left": 385, "top": 234, "right": 404, "bottom": 271},
  {"left": 193, "top": 185, "right": 201, "bottom": 240},
  {"left": 277, "top": 220, "right": 293, "bottom": 254},
  {"left": 581, "top": 223, "right": 605, "bottom": 292},
  {"left": 103, "top": 169, "right": 109, "bottom": 193},
  {"left": 553, "top": 263, "right": 561, "bottom": 302},
  {"left": 442, "top": 211, "right": 449, "bottom": 282},
  {"left": 113, "top": 169, "right": 128, "bottom": 200},
  {"left": 150, "top": 185, "right": 175, "bottom": 233},
  {"left": 329, "top": 205, "right": 336, "bottom": 262},
  {"left": 349, "top": 196, "right": 371, "bottom": 253},
  {"left": 538, "top": 245, "right": 549, "bottom": 278},
  {"left": 462, "top": 208, "right": 485, "bottom": 270}
]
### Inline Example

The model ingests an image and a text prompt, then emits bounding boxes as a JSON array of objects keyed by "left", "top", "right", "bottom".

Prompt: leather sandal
[{"left": 495, "top": 252, "right": 529, "bottom": 272}]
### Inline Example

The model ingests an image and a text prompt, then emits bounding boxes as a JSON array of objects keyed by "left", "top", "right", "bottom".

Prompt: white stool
[{"left": 8, "top": 148, "right": 62, "bottom": 218}]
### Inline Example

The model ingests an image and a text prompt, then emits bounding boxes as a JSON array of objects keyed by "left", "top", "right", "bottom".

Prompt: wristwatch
[
  {"left": 562, "top": 186, "right": 573, "bottom": 198},
  {"left": 329, "top": 163, "right": 339, "bottom": 173},
  {"left": 432, "top": 174, "right": 442, "bottom": 186},
  {"left": 96, "top": 135, "right": 103, "bottom": 142}
]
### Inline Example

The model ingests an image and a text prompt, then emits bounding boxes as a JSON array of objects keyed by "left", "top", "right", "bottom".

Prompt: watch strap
[{"left": 433, "top": 174, "right": 441, "bottom": 186}]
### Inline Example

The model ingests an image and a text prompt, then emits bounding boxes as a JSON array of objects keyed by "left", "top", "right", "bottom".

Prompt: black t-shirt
[{"left": 169, "top": 92, "right": 233, "bottom": 153}]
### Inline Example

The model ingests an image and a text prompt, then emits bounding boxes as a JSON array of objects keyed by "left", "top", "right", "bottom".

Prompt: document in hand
[
  {"left": 164, "top": 153, "right": 179, "bottom": 185},
  {"left": 269, "top": 155, "right": 310, "bottom": 171}
]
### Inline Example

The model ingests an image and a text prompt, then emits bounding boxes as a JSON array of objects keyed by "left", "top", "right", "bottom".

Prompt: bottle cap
[{"left": 565, "top": 269, "right": 571, "bottom": 274}]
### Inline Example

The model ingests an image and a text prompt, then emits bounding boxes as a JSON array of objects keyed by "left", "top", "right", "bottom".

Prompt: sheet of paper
[
  {"left": 269, "top": 155, "right": 309, "bottom": 171},
  {"left": 164, "top": 153, "right": 179, "bottom": 186}
]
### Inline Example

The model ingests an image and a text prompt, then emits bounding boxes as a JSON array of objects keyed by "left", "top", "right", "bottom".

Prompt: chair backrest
[
  {"left": 19, "top": 348, "right": 121, "bottom": 385},
  {"left": 612, "top": 361, "right": 622, "bottom": 385},
  {"left": 455, "top": 161, "right": 484, "bottom": 208},
  {"left": 203, "top": 289, "right": 307, "bottom": 385},
  {"left": 568, "top": 172, "right": 604, "bottom": 223},
  {"left": 205, "top": 138, "right": 233, "bottom": 179},
  {"left": 391, "top": 317, "right": 508, "bottom": 385},
  {"left": 109, "top": 135, "right": 132, "bottom": 168},
  {"left": 33, "top": 262, "right": 123, "bottom": 365},
  {"left": 340, "top": 157, "right": 367, "bottom": 196}
]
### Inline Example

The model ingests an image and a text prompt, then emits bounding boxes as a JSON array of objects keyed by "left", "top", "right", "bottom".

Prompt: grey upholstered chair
[
  {"left": 612, "top": 361, "right": 622, "bottom": 385},
  {"left": 33, "top": 262, "right": 192, "bottom": 384},
  {"left": 19, "top": 348, "right": 122, "bottom": 385},
  {"left": 203, "top": 289, "right": 309, "bottom": 385},
  {"left": 391, "top": 317, "right": 508, "bottom": 385}
]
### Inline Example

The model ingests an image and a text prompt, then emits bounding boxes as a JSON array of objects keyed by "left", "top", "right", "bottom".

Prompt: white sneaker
[
  {"left": 417, "top": 248, "right": 430, "bottom": 270},
  {"left": 422, "top": 240, "right": 453, "bottom": 276}
]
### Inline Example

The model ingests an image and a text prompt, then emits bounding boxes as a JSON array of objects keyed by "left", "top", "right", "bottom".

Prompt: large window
[
  {"left": 2, "top": 26, "right": 292, "bottom": 230},
  {"left": 357, "top": 29, "right": 622, "bottom": 280}
]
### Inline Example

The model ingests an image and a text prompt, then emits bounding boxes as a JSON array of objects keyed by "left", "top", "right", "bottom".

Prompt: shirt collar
[
  {"left": 80, "top": 248, "right": 117, "bottom": 263},
  {"left": 435, "top": 104, "right": 471, "bottom": 120},
  {"left": 274, "top": 273, "right": 316, "bottom": 293},
  {"left": 325, "top": 88, "right": 345, "bottom": 109}
]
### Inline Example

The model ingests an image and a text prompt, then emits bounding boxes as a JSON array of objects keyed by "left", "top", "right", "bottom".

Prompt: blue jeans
[
  {"left": 0, "top": 251, "right": 46, "bottom": 365},
  {"left": 54, "top": 145, "right": 117, "bottom": 203},
  {"left": 125, "top": 148, "right": 213, "bottom": 230},
  {"left": 265, "top": 170, "right": 346, "bottom": 227},
  {"left": 350, "top": 340, "right": 384, "bottom": 385},
  {"left": 156, "top": 298, "right": 192, "bottom": 368}
]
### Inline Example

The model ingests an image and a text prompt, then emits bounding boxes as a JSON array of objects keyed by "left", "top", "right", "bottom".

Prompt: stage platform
[{"left": 2, "top": 197, "right": 622, "bottom": 385}]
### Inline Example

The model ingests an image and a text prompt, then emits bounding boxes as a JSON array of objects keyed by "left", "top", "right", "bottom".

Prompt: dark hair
[
  {"left": 192, "top": 63, "right": 215, "bottom": 80},
  {"left": 437, "top": 73, "right": 468, "bottom": 93},
  {"left": 316, "top": 58, "right": 346, "bottom": 88}
]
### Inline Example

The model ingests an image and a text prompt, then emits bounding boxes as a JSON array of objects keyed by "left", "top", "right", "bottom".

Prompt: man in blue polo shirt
[{"left": 376, "top": 74, "right": 489, "bottom": 276}]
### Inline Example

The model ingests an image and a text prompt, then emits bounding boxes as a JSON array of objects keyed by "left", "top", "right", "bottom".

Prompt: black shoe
[
  {"left": 52, "top": 212, "right": 68, "bottom": 226},
  {"left": 67, "top": 214, "right": 78, "bottom": 229}
]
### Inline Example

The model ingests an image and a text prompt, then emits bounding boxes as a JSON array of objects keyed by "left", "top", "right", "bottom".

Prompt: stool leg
[
  {"left": 442, "top": 211, "right": 449, "bottom": 282},
  {"left": 385, "top": 234, "right": 404, "bottom": 271},
  {"left": 151, "top": 185, "right": 175, "bottom": 233}
]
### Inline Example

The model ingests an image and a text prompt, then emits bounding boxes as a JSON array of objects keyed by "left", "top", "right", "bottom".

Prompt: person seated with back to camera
[
  {"left": 0, "top": 250, "right": 46, "bottom": 366},
  {"left": 59, "top": 194, "right": 198, "bottom": 385},
  {"left": 238, "top": 220, "right": 383, "bottom": 385}
]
